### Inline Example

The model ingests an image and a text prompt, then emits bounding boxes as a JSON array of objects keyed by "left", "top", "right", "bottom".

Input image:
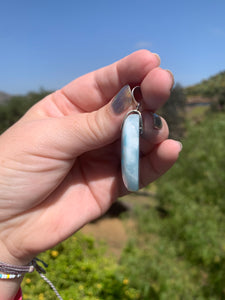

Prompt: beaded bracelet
[
  {"left": 0, "top": 273, "right": 22, "bottom": 279},
  {"left": 0, "top": 261, "right": 34, "bottom": 275}
]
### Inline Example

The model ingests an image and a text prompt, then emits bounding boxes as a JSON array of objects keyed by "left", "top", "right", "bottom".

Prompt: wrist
[
  {"left": 0, "top": 278, "right": 23, "bottom": 300},
  {"left": 0, "top": 266, "right": 23, "bottom": 300},
  {"left": 0, "top": 240, "right": 33, "bottom": 300}
]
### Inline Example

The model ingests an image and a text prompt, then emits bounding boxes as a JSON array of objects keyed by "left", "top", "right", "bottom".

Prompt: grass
[{"left": 186, "top": 105, "right": 210, "bottom": 122}]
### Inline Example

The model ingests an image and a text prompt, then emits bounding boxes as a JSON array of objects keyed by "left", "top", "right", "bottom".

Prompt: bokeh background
[{"left": 0, "top": 1, "right": 225, "bottom": 299}]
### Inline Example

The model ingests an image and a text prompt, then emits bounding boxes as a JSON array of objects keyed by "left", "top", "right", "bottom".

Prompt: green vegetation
[
  {"left": 185, "top": 71, "right": 225, "bottom": 111},
  {"left": 22, "top": 234, "right": 140, "bottom": 300},
  {"left": 121, "top": 112, "right": 225, "bottom": 299},
  {"left": 0, "top": 90, "right": 50, "bottom": 134}
]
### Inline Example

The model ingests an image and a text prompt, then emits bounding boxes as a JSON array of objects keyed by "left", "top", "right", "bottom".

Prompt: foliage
[
  {"left": 22, "top": 234, "right": 140, "bottom": 300},
  {"left": 121, "top": 112, "right": 225, "bottom": 299},
  {"left": 0, "top": 90, "right": 50, "bottom": 134},
  {"left": 159, "top": 83, "right": 186, "bottom": 139}
]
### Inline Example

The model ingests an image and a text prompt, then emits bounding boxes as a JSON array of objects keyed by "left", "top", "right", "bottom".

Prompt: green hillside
[{"left": 185, "top": 71, "right": 225, "bottom": 98}]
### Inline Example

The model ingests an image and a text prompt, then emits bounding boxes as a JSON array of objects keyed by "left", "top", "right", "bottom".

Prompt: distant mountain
[{"left": 0, "top": 92, "right": 11, "bottom": 103}]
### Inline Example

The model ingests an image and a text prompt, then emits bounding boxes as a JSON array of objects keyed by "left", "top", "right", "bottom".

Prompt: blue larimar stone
[{"left": 121, "top": 113, "right": 140, "bottom": 192}]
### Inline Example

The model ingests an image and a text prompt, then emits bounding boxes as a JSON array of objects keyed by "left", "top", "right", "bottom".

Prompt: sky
[{"left": 1, "top": 0, "right": 225, "bottom": 94}]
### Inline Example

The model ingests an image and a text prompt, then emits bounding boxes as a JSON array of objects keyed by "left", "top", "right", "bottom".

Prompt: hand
[{"left": 0, "top": 50, "right": 181, "bottom": 266}]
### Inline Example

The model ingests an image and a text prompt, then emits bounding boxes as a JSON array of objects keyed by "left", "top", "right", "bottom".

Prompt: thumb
[{"left": 58, "top": 85, "right": 134, "bottom": 156}]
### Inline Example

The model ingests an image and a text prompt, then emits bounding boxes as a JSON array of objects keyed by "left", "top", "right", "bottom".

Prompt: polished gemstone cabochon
[{"left": 121, "top": 113, "right": 140, "bottom": 192}]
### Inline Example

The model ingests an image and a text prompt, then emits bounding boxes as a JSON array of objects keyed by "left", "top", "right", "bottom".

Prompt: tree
[{"left": 0, "top": 90, "right": 51, "bottom": 134}]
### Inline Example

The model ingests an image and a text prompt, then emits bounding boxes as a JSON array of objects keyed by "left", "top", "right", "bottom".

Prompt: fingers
[
  {"left": 140, "top": 112, "right": 169, "bottom": 156},
  {"left": 48, "top": 104, "right": 170, "bottom": 162},
  {"left": 18, "top": 50, "right": 175, "bottom": 167},
  {"left": 61, "top": 50, "right": 161, "bottom": 112},
  {"left": 26, "top": 51, "right": 173, "bottom": 122},
  {"left": 47, "top": 86, "right": 169, "bottom": 157},
  {"left": 140, "top": 68, "right": 174, "bottom": 111},
  {"left": 118, "top": 138, "right": 182, "bottom": 196},
  {"left": 43, "top": 88, "right": 134, "bottom": 157},
  {"left": 139, "top": 139, "right": 182, "bottom": 188}
]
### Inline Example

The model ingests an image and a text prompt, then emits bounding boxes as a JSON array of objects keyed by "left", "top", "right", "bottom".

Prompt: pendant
[{"left": 121, "top": 87, "right": 143, "bottom": 192}]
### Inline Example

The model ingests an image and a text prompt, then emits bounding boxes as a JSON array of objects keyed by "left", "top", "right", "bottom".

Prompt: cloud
[{"left": 134, "top": 41, "right": 153, "bottom": 50}]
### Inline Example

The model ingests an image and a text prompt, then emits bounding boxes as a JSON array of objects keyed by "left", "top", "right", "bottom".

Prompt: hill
[
  {"left": 185, "top": 71, "right": 225, "bottom": 98},
  {"left": 184, "top": 71, "right": 225, "bottom": 109}
]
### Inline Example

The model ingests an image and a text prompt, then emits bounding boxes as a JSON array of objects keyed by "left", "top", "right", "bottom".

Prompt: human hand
[{"left": 0, "top": 50, "right": 181, "bottom": 266}]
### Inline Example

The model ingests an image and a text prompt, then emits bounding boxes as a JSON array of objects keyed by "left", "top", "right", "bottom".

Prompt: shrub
[{"left": 22, "top": 234, "right": 140, "bottom": 300}]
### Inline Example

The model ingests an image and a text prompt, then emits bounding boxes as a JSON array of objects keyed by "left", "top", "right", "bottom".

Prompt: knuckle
[{"left": 86, "top": 111, "right": 105, "bottom": 143}]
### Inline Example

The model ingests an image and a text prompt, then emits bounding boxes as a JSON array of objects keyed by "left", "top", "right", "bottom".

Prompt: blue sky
[{"left": 1, "top": 0, "right": 225, "bottom": 94}]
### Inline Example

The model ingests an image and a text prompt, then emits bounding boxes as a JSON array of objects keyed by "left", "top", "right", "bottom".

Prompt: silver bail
[{"left": 131, "top": 86, "right": 142, "bottom": 111}]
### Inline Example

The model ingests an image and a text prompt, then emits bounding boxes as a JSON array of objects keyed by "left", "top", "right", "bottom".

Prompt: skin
[{"left": 0, "top": 50, "right": 181, "bottom": 299}]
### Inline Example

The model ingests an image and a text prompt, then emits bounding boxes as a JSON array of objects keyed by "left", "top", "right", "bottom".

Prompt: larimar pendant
[{"left": 121, "top": 87, "right": 143, "bottom": 192}]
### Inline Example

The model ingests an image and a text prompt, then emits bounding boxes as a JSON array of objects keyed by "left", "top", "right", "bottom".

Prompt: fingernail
[
  {"left": 177, "top": 141, "right": 183, "bottom": 152},
  {"left": 173, "top": 140, "right": 183, "bottom": 153},
  {"left": 111, "top": 85, "right": 133, "bottom": 114},
  {"left": 152, "top": 113, "right": 163, "bottom": 130},
  {"left": 153, "top": 53, "right": 161, "bottom": 65},
  {"left": 166, "top": 69, "right": 175, "bottom": 90}
]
